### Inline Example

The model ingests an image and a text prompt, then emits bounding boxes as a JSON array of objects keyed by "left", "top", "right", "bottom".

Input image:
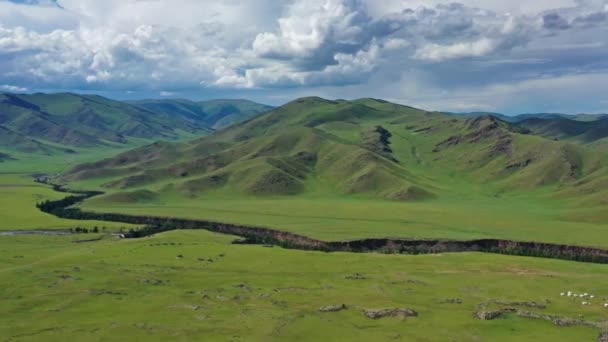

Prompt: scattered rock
[
  {"left": 598, "top": 331, "right": 608, "bottom": 342},
  {"left": 59, "top": 274, "right": 75, "bottom": 281},
  {"left": 271, "top": 300, "right": 288, "bottom": 308},
  {"left": 492, "top": 300, "right": 546, "bottom": 309},
  {"left": 439, "top": 298, "right": 463, "bottom": 304},
  {"left": 406, "top": 279, "right": 428, "bottom": 286},
  {"left": 235, "top": 283, "right": 251, "bottom": 292},
  {"left": 363, "top": 308, "right": 418, "bottom": 319},
  {"left": 319, "top": 304, "right": 347, "bottom": 313},
  {"left": 345, "top": 273, "right": 366, "bottom": 280},
  {"left": 475, "top": 308, "right": 516, "bottom": 320},
  {"left": 475, "top": 308, "right": 604, "bottom": 330},
  {"left": 142, "top": 279, "right": 164, "bottom": 285}
]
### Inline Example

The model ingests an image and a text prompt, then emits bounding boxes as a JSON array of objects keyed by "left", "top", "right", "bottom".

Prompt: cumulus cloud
[
  {"left": 0, "top": 84, "right": 28, "bottom": 92},
  {"left": 0, "top": 0, "right": 606, "bottom": 113}
]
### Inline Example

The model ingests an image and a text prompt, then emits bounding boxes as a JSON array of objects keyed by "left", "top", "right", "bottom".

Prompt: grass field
[
  {"left": 0, "top": 174, "right": 136, "bottom": 231},
  {"left": 1, "top": 230, "right": 607, "bottom": 341},
  {"left": 79, "top": 193, "right": 608, "bottom": 248}
]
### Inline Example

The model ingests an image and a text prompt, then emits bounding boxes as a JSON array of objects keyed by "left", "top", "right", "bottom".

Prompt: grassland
[
  {"left": 0, "top": 174, "right": 136, "bottom": 231},
  {"left": 1, "top": 230, "right": 608, "bottom": 341},
  {"left": 77, "top": 193, "right": 608, "bottom": 248}
]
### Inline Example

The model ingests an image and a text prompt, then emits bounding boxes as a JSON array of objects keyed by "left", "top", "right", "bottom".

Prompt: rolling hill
[
  {"left": 129, "top": 98, "right": 274, "bottom": 130},
  {"left": 451, "top": 111, "right": 608, "bottom": 123},
  {"left": 0, "top": 92, "right": 272, "bottom": 171},
  {"left": 517, "top": 116, "right": 608, "bottom": 147},
  {"left": 61, "top": 97, "right": 608, "bottom": 208}
]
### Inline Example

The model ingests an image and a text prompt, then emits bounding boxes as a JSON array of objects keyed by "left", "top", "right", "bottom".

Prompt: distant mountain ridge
[
  {"left": 128, "top": 98, "right": 274, "bottom": 130},
  {"left": 449, "top": 111, "right": 608, "bottom": 123},
  {"left": 0, "top": 92, "right": 272, "bottom": 162},
  {"left": 449, "top": 111, "right": 608, "bottom": 148}
]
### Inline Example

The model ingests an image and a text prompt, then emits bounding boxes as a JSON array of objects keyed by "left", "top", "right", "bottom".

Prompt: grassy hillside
[
  {"left": 0, "top": 93, "right": 273, "bottom": 172},
  {"left": 0, "top": 93, "right": 211, "bottom": 147},
  {"left": 518, "top": 117, "right": 608, "bottom": 147},
  {"left": 64, "top": 97, "right": 608, "bottom": 203},
  {"left": 129, "top": 98, "right": 274, "bottom": 130},
  {"left": 58, "top": 97, "right": 608, "bottom": 245},
  {"left": 453, "top": 112, "right": 608, "bottom": 123}
]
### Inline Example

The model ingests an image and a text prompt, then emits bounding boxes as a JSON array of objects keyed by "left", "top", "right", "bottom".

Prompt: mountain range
[
  {"left": 0, "top": 93, "right": 272, "bottom": 162},
  {"left": 451, "top": 111, "right": 608, "bottom": 148},
  {"left": 61, "top": 97, "right": 608, "bottom": 209}
]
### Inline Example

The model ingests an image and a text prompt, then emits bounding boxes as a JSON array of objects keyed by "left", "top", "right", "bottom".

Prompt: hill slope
[
  {"left": 451, "top": 111, "right": 608, "bottom": 123},
  {"left": 0, "top": 93, "right": 271, "bottom": 171},
  {"left": 0, "top": 92, "right": 214, "bottom": 150},
  {"left": 61, "top": 97, "right": 608, "bottom": 207},
  {"left": 518, "top": 117, "right": 608, "bottom": 147},
  {"left": 129, "top": 98, "right": 274, "bottom": 130}
]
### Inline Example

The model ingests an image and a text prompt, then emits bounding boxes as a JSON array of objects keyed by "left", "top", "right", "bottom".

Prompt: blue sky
[{"left": 0, "top": 0, "right": 607, "bottom": 114}]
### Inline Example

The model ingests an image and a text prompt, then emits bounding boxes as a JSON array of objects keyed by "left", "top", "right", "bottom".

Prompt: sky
[{"left": 0, "top": 0, "right": 607, "bottom": 114}]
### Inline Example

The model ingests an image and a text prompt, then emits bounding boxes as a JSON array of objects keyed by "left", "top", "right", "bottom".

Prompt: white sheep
[
  {"left": 582, "top": 301, "right": 589, "bottom": 305},
  {"left": 567, "top": 292, "right": 573, "bottom": 297},
  {"left": 560, "top": 292, "right": 565, "bottom": 296},
  {"left": 603, "top": 303, "right": 608, "bottom": 308},
  {"left": 590, "top": 295, "right": 595, "bottom": 299},
  {"left": 584, "top": 293, "right": 589, "bottom": 297}
]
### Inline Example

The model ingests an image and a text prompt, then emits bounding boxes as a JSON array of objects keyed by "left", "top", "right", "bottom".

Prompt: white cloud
[
  {"left": 0, "top": 84, "right": 28, "bottom": 92},
  {"left": 415, "top": 38, "right": 497, "bottom": 61},
  {"left": 0, "top": 0, "right": 606, "bottom": 113}
]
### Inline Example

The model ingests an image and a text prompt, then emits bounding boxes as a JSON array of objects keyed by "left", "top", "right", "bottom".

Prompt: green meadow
[
  {"left": 1, "top": 230, "right": 607, "bottom": 341},
  {"left": 0, "top": 174, "right": 135, "bottom": 231},
  {"left": 79, "top": 193, "right": 608, "bottom": 248}
]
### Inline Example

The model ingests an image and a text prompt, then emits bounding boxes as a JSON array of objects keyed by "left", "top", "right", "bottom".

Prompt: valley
[{"left": 2, "top": 95, "right": 608, "bottom": 341}]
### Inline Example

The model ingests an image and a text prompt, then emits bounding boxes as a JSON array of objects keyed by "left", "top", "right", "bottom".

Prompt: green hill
[
  {"left": 0, "top": 93, "right": 271, "bottom": 172},
  {"left": 452, "top": 111, "right": 608, "bottom": 123},
  {"left": 518, "top": 117, "right": 608, "bottom": 147},
  {"left": 61, "top": 97, "right": 608, "bottom": 209},
  {"left": 129, "top": 98, "right": 274, "bottom": 130},
  {"left": 0, "top": 92, "right": 212, "bottom": 148}
]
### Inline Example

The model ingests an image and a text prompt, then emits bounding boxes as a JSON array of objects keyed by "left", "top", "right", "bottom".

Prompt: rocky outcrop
[
  {"left": 318, "top": 304, "right": 347, "bottom": 313},
  {"left": 363, "top": 308, "right": 418, "bottom": 319}
]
